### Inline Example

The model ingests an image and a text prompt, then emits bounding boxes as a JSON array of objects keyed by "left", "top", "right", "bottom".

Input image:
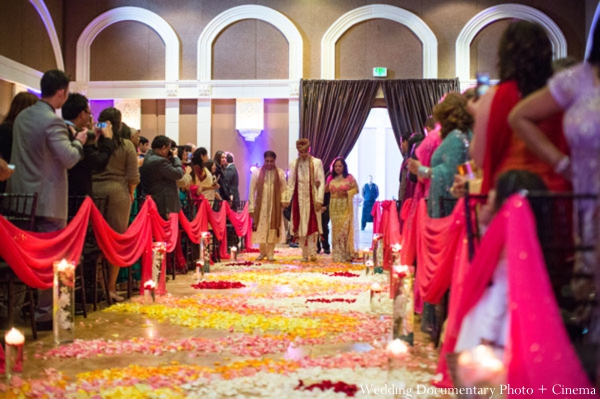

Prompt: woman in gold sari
[{"left": 325, "top": 157, "right": 358, "bottom": 263}]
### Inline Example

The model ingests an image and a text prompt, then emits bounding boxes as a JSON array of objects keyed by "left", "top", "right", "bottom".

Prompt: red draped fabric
[
  {"left": 380, "top": 200, "right": 402, "bottom": 273},
  {"left": 415, "top": 198, "right": 467, "bottom": 304},
  {"left": 436, "top": 195, "right": 593, "bottom": 394},
  {"left": 371, "top": 201, "right": 383, "bottom": 249},
  {"left": 0, "top": 198, "right": 93, "bottom": 289},
  {"left": 178, "top": 200, "right": 210, "bottom": 244},
  {"left": 224, "top": 201, "right": 253, "bottom": 249}
]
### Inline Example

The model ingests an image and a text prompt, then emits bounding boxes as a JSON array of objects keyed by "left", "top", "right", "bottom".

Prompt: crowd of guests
[{"left": 395, "top": 20, "right": 600, "bottom": 383}]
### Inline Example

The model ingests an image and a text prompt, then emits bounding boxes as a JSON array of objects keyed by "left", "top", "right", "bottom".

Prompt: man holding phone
[
  {"left": 62, "top": 93, "right": 115, "bottom": 198},
  {"left": 8, "top": 70, "right": 88, "bottom": 330}
]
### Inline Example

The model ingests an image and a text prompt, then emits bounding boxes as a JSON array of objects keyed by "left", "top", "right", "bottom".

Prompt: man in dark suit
[
  {"left": 62, "top": 93, "right": 115, "bottom": 199},
  {"left": 224, "top": 152, "right": 239, "bottom": 208},
  {"left": 139, "top": 135, "right": 185, "bottom": 219},
  {"left": 8, "top": 69, "right": 88, "bottom": 330}
]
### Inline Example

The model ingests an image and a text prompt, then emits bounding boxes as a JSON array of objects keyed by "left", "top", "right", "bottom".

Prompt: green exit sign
[{"left": 373, "top": 67, "right": 387, "bottom": 77}]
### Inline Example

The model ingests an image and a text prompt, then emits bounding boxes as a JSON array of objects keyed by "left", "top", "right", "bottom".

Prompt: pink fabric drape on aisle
[
  {"left": 435, "top": 195, "right": 593, "bottom": 394},
  {"left": 370, "top": 201, "right": 383, "bottom": 249},
  {"left": 415, "top": 198, "right": 467, "bottom": 304},
  {"left": 380, "top": 200, "right": 402, "bottom": 275}
]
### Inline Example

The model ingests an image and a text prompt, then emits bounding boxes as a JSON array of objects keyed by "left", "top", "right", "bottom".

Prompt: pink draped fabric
[
  {"left": 380, "top": 200, "right": 402, "bottom": 275},
  {"left": 224, "top": 201, "right": 253, "bottom": 249},
  {"left": 436, "top": 195, "right": 593, "bottom": 394},
  {"left": 371, "top": 201, "right": 383, "bottom": 246},
  {"left": 0, "top": 198, "right": 92, "bottom": 289},
  {"left": 415, "top": 198, "right": 467, "bottom": 304},
  {"left": 178, "top": 200, "right": 210, "bottom": 244}
]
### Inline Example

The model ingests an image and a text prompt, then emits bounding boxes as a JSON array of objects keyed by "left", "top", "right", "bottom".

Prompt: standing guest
[
  {"left": 62, "top": 93, "right": 115, "bottom": 197},
  {"left": 470, "top": 20, "right": 570, "bottom": 194},
  {"left": 409, "top": 93, "right": 473, "bottom": 218},
  {"left": 0, "top": 92, "right": 38, "bottom": 192},
  {"left": 248, "top": 150, "right": 287, "bottom": 261},
  {"left": 361, "top": 175, "right": 379, "bottom": 230},
  {"left": 326, "top": 157, "right": 359, "bottom": 263},
  {"left": 510, "top": 20, "right": 600, "bottom": 351},
  {"left": 213, "top": 150, "right": 231, "bottom": 203},
  {"left": 138, "top": 136, "right": 150, "bottom": 156},
  {"left": 92, "top": 107, "right": 139, "bottom": 303},
  {"left": 224, "top": 152, "right": 240, "bottom": 208},
  {"left": 284, "top": 139, "right": 325, "bottom": 262},
  {"left": 140, "top": 135, "right": 185, "bottom": 219},
  {"left": 8, "top": 69, "right": 87, "bottom": 330}
]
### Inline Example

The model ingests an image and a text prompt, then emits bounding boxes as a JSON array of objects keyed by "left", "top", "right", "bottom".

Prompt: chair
[
  {"left": 68, "top": 195, "right": 112, "bottom": 312},
  {"left": 0, "top": 193, "right": 39, "bottom": 339}
]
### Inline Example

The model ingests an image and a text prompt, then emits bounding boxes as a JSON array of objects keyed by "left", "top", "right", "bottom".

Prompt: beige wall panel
[
  {"left": 211, "top": 98, "right": 289, "bottom": 201},
  {"left": 423, "top": 0, "right": 477, "bottom": 78},
  {"left": 213, "top": 20, "right": 257, "bottom": 80},
  {"left": 213, "top": 19, "right": 288, "bottom": 80},
  {"left": 473, "top": 0, "right": 585, "bottom": 60},
  {"left": 180, "top": 99, "right": 198, "bottom": 147},
  {"left": 90, "top": 21, "right": 166, "bottom": 81},
  {"left": 470, "top": 20, "right": 509, "bottom": 81},
  {"left": 337, "top": 19, "right": 422, "bottom": 79},
  {"left": 141, "top": 99, "right": 166, "bottom": 142},
  {"left": 0, "top": 0, "right": 60, "bottom": 72}
]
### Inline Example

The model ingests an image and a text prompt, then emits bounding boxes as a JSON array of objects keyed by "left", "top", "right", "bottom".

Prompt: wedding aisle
[{"left": 2, "top": 248, "right": 448, "bottom": 398}]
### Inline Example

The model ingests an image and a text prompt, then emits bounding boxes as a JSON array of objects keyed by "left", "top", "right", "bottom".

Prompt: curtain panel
[
  {"left": 382, "top": 79, "right": 460, "bottom": 148},
  {"left": 299, "top": 79, "right": 379, "bottom": 171}
]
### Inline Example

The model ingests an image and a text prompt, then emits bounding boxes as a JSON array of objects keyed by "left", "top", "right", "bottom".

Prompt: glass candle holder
[
  {"left": 366, "top": 260, "right": 374, "bottom": 276},
  {"left": 5, "top": 328, "right": 24, "bottom": 381},
  {"left": 200, "top": 232, "right": 211, "bottom": 273},
  {"left": 370, "top": 283, "right": 383, "bottom": 313},
  {"left": 391, "top": 265, "right": 414, "bottom": 345},
  {"left": 143, "top": 280, "right": 156, "bottom": 303},
  {"left": 231, "top": 246, "right": 238, "bottom": 261},
  {"left": 53, "top": 259, "right": 75, "bottom": 345},
  {"left": 151, "top": 242, "right": 167, "bottom": 296},
  {"left": 195, "top": 260, "right": 204, "bottom": 283}
]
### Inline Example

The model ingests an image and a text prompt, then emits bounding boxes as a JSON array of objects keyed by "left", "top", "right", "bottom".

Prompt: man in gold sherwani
[
  {"left": 284, "top": 139, "right": 325, "bottom": 262},
  {"left": 249, "top": 150, "right": 287, "bottom": 261}
]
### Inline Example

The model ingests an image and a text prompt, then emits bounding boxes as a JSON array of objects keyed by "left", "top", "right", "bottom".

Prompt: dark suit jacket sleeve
[
  {"left": 159, "top": 156, "right": 185, "bottom": 180},
  {"left": 85, "top": 135, "right": 115, "bottom": 172}
]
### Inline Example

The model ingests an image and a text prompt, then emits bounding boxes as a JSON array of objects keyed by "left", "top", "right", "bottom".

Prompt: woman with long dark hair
[{"left": 471, "top": 20, "right": 570, "bottom": 194}]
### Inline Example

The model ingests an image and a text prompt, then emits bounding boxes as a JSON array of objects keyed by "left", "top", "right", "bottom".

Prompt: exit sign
[{"left": 373, "top": 67, "right": 387, "bottom": 77}]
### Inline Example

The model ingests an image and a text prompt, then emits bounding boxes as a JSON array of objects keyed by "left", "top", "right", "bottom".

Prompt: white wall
[{"left": 347, "top": 108, "right": 403, "bottom": 202}]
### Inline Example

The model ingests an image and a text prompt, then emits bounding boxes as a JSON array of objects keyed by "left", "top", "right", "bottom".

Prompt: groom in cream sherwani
[{"left": 284, "top": 139, "right": 325, "bottom": 262}]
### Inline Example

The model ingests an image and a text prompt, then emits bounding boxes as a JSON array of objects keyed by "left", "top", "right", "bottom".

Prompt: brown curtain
[
  {"left": 299, "top": 79, "right": 379, "bottom": 172},
  {"left": 381, "top": 79, "right": 460, "bottom": 148}
]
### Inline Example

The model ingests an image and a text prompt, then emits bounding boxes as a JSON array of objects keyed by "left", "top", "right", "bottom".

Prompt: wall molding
[
  {"left": 321, "top": 4, "right": 438, "bottom": 79},
  {"left": 29, "top": 0, "right": 64, "bottom": 70},
  {"left": 456, "top": 3, "right": 567, "bottom": 83},
  {"left": 197, "top": 5, "right": 303, "bottom": 81},
  {"left": 586, "top": 2, "right": 600, "bottom": 58},
  {"left": 76, "top": 6, "right": 180, "bottom": 82},
  {"left": 0, "top": 55, "right": 43, "bottom": 90}
]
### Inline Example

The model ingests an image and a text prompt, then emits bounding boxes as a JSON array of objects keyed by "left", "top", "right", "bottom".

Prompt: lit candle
[
  {"left": 385, "top": 339, "right": 408, "bottom": 359},
  {"left": 5, "top": 328, "right": 24, "bottom": 345},
  {"left": 370, "top": 282, "right": 383, "bottom": 292},
  {"left": 231, "top": 246, "right": 238, "bottom": 261},
  {"left": 457, "top": 345, "right": 505, "bottom": 386},
  {"left": 5, "top": 328, "right": 24, "bottom": 379},
  {"left": 55, "top": 259, "right": 73, "bottom": 272},
  {"left": 391, "top": 243, "right": 401, "bottom": 252}
]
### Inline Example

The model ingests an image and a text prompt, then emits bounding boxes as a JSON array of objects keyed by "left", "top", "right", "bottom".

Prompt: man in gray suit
[
  {"left": 140, "top": 135, "right": 185, "bottom": 219},
  {"left": 8, "top": 69, "right": 88, "bottom": 329}
]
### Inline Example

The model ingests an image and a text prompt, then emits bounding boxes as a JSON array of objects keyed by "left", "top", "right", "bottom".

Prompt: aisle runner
[{"left": 2, "top": 251, "right": 444, "bottom": 398}]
